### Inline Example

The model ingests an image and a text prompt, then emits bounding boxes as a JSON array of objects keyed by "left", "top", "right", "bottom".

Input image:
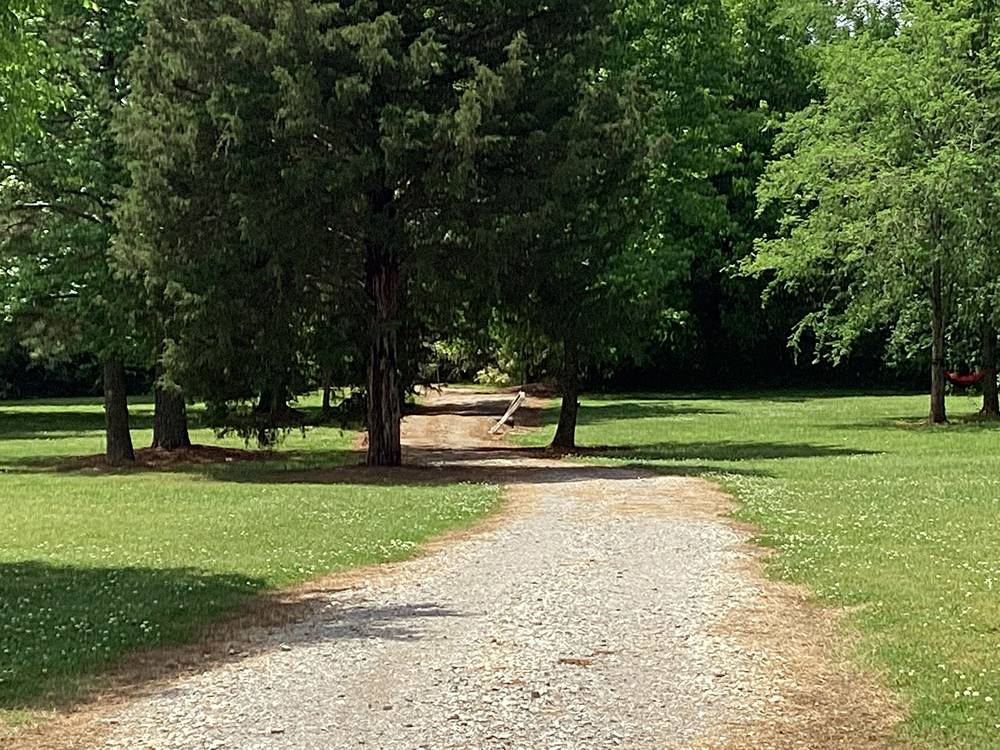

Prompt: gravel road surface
[{"left": 91, "top": 390, "right": 898, "bottom": 750}]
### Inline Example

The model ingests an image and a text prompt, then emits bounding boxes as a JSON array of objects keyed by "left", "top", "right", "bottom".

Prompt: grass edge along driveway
[
  {"left": 515, "top": 390, "right": 1000, "bottom": 750},
  {"left": 0, "top": 395, "right": 501, "bottom": 723}
]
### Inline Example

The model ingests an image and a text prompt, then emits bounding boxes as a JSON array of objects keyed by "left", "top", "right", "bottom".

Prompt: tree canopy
[
  {"left": 748, "top": 0, "right": 1000, "bottom": 422},
  {"left": 3, "top": 0, "right": 997, "bottom": 463}
]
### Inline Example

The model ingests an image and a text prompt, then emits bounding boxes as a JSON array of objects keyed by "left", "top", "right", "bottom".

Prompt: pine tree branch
[
  {"left": 0, "top": 216, "right": 37, "bottom": 237},
  {"left": 55, "top": 189, "right": 113, "bottom": 211},
  {"left": 5, "top": 202, "right": 105, "bottom": 225}
]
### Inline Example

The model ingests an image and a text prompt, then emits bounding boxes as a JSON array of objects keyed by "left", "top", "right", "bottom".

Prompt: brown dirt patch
[
  {"left": 613, "top": 474, "right": 747, "bottom": 524},
  {"left": 17, "top": 444, "right": 276, "bottom": 473},
  {"left": 705, "top": 568, "right": 907, "bottom": 749},
  {"left": 630, "top": 476, "right": 906, "bottom": 750}
]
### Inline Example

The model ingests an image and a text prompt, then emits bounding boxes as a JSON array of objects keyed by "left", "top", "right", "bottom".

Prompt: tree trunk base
[
  {"left": 365, "top": 243, "right": 402, "bottom": 468},
  {"left": 551, "top": 340, "right": 580, "bottom": 451},
  {"left": 551, "top": 398, "right": 579, "bottom": 450},
  {"left": 104, "top": 358, "right": 135, "bottom": 466},
  {"left": 981, "top": 318, "right": 998, "bottom": 417},
  {"left": 322, "top": 380, "right": 334, "bottom": 420},
  {"left": 152, "top": 385, "right": 192, "bottom": 450},
  {"left": 929, "top": 260, "right": 947, "bottom": 424}
]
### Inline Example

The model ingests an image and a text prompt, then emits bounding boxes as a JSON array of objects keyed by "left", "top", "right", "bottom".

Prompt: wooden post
[{"left": 490, "top": 391, "right": 527, "bottom": 434}]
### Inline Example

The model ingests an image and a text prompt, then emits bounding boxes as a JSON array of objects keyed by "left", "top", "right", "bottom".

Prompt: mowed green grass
[
  {"left": 0, "top": 394, "right": 499, "bottom": 719},
  {"left": 518, "top": 391, "right": 1000, "bottom": 750}
]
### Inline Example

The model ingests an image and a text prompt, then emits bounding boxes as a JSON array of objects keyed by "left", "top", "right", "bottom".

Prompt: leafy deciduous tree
[
  {"left": 749, "top": 0, "right": 1000, "bottom": 423},
  {"left": 1, "top": 0, "right": 147, "bottom": 464}
]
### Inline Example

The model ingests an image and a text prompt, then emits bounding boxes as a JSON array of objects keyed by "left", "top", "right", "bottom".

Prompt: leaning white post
[{"left": 490, "top": 390, "right": 527, "bottom": 434}]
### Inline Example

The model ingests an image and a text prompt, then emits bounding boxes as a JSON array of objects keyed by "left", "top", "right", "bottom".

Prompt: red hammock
[{"left": 945, "top": 370, "right": 986, "bottom": 387}]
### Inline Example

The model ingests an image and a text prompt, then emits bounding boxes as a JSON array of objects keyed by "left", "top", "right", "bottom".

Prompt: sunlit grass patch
[
  {"left": 0, "top": 395, "right": 500, "bottom": 719},
  {"left": 517, "top": 390, "right": 1000, "bottom": 750}
]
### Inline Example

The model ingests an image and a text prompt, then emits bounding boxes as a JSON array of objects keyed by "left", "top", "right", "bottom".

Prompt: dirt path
[{"left": 19, "top": 389, "right": 903, "bottom": 749}]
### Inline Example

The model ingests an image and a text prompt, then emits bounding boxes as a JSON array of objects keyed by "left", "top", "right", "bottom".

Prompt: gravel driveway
[{"left": 92, "top": 390, "right": 899, "bottom": 750}]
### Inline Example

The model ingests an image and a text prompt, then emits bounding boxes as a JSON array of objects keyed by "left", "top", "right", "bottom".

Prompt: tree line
[{"left": 2, "top": 0, "right": 998, "bottom": 467}]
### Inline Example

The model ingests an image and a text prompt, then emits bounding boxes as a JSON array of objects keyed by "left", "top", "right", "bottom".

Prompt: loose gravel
[{"left": 91, "top": 391, "right": 898, "bottom": 750}]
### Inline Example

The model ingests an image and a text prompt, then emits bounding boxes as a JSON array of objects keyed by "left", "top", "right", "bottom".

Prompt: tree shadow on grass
[
  {"left": 0, "top": 561, "right": 264, "bottom": 711},
  {"left": 575, "top": 401, "right": 731, "bottom": 424},
  {"left": 572, "top": 440, "right": 879, "bottom": 463},
  {"left": 0, "top": 450, "right": 778, "bottom": 484},
  {"left": 583, "top": 389, "right": 918, "bottom": 403},
  {"left": 160, "top": 438, "right": 871, "bottom": 486},
  {"left": 0, "top": 446, "right": 362, "bottom": 476},
  {"left": 219, "top": 454, "right": 777, "bottom": 484},
  {"left": 0, "top": 561, "right": 466, "bottom": 715},
  {"left": 0, "top": 408, "right": 155, "bottom": 440},
  {"left": 843, "top": 412, "right": 1000, "bottom": 432},
  {"left": 0, "top": 437, "right": 875, "bottom": 485}
]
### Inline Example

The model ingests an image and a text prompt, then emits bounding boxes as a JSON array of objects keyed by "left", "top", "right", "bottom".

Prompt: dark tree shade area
[{"left": 5, "top": 0, "right": 1000, "bottom": 464}]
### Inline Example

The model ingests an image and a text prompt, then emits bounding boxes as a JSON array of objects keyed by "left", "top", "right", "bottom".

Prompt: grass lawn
[
  {"left": 518, "top": 390, "right": 1000, "bottom": 750},
  {"left": 0, "top": 394, "right": 499, "bottom": 721}
]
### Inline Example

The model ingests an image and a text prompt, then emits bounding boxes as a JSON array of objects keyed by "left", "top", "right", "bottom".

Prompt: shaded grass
[
  {"left": 516, "top": 391, "right": 1000, "bottom": 750},
  {"left": 0, "top": 393, "right": 500, "bottom": 716}
]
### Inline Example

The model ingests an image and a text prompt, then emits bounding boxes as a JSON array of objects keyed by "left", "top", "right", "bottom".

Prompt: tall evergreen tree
[
  {"left": 118, "top": 0, "right": 533, "bottom": 464},
  {"left": 487, "top": 0, "right": 737, "bottom": 448},
  {"left": 494, "top": 3, "right": 645, "bottom": 450}
]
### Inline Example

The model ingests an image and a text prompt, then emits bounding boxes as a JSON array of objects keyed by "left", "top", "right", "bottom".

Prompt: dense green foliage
[
  {"left": 518, "top": 391, "right": 1000, "bottom": 749},
  {"left": 747, "top": 0, "right": 1000, "bottom": 421},
  {"left": 1, "top": 0, "right": 141, "bottom": 358},
  {"left": 6, "top": 0, "right": 997, "bottom": 447},
  {"left": 0, "top": 0, "right": 68, "bottom": 146},
  {"left": 13, "top": 0, "right": 967, "bottom": 459},
  {"left": 114, "top": 0, "right": 656, "bottom": 460},
  {"left": 1, "top": 0, "right": 154, "bottom": 463}
]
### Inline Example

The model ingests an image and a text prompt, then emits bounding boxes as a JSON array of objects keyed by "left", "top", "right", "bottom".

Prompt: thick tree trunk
[
  {"left": 365, "top": 200, "right": 402, "bottom": 467},
  {"left": 366, "top": 259, "right": 402, "bottom": 466},
  {"left": 255, "top": 389, "right": 277, "bottom": 417},
  {"left": 551, "top": 339, "right": 580, "bottom": 450},
  {"left": 930, "top": 259, "right": 948, "bottom": 424},
  {"left": 152, "top": 383, "right": 191, "bottom": 450},
  {"left": 255, "top": 384, "right": 290, "bottom": 423},
  {"left": 255, "top": 389, "right": 272, "bottom": 414},
  {"left": 982, "top": 316, "right": 999, "bottom": 417},
  {"left": 322, "top": 376, "right": 334, "bottom": 419},
  {"left": 103, "top": 358, "right": 135, "bottom": 466}
]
